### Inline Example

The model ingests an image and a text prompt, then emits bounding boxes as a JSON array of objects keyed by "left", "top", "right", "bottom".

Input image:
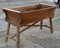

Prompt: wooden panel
[
  {"left": 20, "top": 7, "right": 56, "bottom": 25},
  {"left": 3, "top": 9, "right": 21, "bottom": 26},
  {"left": 3, "top": 4, "right": 56, "bottom": 25}
]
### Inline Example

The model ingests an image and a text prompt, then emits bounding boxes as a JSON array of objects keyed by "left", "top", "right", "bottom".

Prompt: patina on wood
[{"left": 3, "top": 4, "right": 56, "bottom": 48}]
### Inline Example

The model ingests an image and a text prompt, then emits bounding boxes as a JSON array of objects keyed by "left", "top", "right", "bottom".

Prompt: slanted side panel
[
  {"left": 20, "top": 7, "right": 56, "bottom": 25},
  {"left": 3, "top": 9, "right": 21, "bottom": 26}
]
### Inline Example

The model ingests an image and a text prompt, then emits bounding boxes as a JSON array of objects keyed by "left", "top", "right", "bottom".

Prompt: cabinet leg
[
  {"left": 5, "top": 23, "right": 10, "bottom": 42},
  {"left": 40, "top": 20, "right": 43, "bottom": 29},
  {"left": 16, "top": 26, "right": 20, "bottom": 48},
  {"left": 49, "top": 18, "right": 53, "bottom": 33}
]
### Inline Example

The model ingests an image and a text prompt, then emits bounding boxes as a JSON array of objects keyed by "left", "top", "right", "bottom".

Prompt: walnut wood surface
[{"left": 3, "top": 4, "right": 56, "bottom": 48}]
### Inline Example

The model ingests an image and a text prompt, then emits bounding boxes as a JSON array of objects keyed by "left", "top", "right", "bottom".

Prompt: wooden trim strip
[
  {"left": 3, "top": 8, "right": 21, "bottom": 13},
  {"left": 4, "top": 35, "right": 16, "bottom": 41},
  {"left": 11, "top": 21, "right": 39, "bottom": 38}
]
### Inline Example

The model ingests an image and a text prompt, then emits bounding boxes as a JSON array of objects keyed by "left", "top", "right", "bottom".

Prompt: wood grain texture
[{"left": 3, "top": 4, "right": 56, "bottom": 48}]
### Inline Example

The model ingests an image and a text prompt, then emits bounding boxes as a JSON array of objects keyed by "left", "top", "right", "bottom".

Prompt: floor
[{"left": 0, "top": 0, "right": 60, "bottom": 48}]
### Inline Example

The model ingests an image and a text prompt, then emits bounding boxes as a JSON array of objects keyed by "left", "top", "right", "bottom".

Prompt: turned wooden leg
[
  {"left": 5, "top": 23, "right": 10, "bottom": 42},
  {"left": 49, "top": 17, "right": 53, "bottom": 33},
  {"left": 40, "top": 20, "right": 43, "bottom": 29},
  {"left": 16, "top": 26, "right": 20, "bottom": 48}
]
